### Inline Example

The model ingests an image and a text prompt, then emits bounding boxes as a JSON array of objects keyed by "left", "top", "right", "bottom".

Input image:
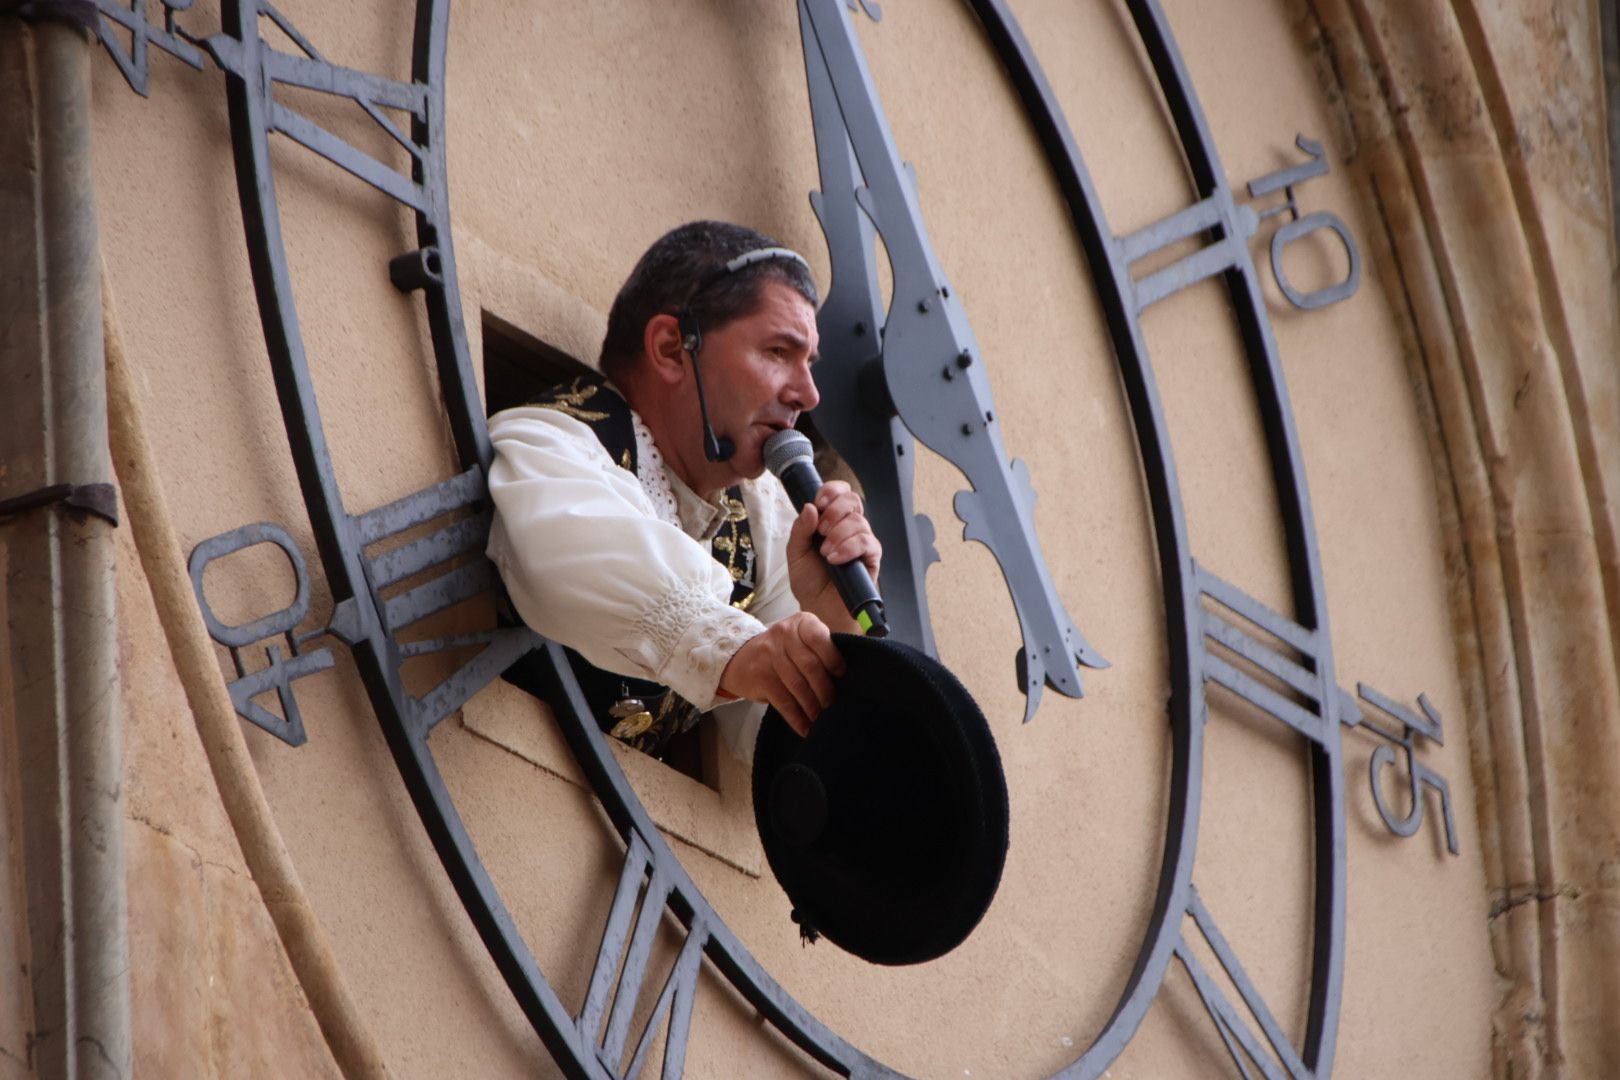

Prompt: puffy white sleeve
[{"left": 485, "top": 407, "right": 765, "bottom": 711}]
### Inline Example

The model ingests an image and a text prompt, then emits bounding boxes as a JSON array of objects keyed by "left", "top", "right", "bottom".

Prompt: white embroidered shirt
[{"left": 485, "top": 399, "right": 800, "bottom": 722}]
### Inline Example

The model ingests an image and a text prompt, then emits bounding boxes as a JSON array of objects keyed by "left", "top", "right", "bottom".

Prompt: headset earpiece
[{"left": 678, "top": 312, "right": 702, "bottom": 357}]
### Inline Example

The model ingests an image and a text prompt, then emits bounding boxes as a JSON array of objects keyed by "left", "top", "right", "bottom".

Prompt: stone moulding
[
  {"left": 1303, "top": 0, "right": 1620, "bottom": 1075},
  {"left": 102, "top": 274, "right": 388, "bottom": 1080}
]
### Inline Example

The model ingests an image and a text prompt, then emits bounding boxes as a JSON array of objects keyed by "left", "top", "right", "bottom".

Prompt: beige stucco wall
[{"left": 5, "top": 0, "right": 1616, "bottom": 1075}]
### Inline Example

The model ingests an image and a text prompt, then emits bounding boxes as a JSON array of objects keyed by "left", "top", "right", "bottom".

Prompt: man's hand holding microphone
[{"left": 718, "top": 430, "right": 884, "bottom": 736}]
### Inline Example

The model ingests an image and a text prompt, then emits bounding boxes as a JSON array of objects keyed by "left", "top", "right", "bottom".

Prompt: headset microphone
[{"left": 681, "top": 319, "right": 735, "bottom": 462}]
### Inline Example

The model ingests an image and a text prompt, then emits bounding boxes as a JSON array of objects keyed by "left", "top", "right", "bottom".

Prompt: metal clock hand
[
  {"left": 800, "top": 0, "right": 1108, "bottom": 724},
  {"left": 802, "top": 0, "right": 939, "bottom": 658}
]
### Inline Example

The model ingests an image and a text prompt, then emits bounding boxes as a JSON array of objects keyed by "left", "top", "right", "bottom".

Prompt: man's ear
[{"left": 643, "top": 313, "right": 688, "bottom": 386}]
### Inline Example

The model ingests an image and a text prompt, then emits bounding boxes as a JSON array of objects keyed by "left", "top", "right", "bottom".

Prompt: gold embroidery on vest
[{"left": 534, "top": 378, "right": 612, "bottom": 422}]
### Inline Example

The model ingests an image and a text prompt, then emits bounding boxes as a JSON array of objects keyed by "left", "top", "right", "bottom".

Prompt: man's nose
[{"left": 786, "top": 362, "right": 820, "bottom": 411}]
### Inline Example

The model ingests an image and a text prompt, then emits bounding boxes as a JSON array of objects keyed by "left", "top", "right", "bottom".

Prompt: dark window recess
[
  {"left": 482, "top": 312, "right": 717, "bottom": 789},
  {"left": 482, "top": 313, "right": 598, "bottom": 414}
]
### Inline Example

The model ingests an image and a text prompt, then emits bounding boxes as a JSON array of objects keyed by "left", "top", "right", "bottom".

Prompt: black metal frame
[
  {"left": 90, "top": 1, "right": 1454, "bottom": 1077},
  {"left": 960, "top": 3, "right": 1444, "bottom": 1076}
]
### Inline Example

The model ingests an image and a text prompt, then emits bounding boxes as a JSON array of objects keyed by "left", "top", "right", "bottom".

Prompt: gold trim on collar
[{"left": 535, "top": 379, "right": 611, "bottom": 422}]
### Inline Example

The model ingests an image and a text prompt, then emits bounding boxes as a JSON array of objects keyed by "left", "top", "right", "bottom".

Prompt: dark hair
[{"left": 599, "top": 221, "right": 819, "bottom": 379}]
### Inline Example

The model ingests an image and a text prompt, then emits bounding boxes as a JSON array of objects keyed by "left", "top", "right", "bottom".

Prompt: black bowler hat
[{"left": 751, "top": 633, "right": 1009, "bottom": 966}]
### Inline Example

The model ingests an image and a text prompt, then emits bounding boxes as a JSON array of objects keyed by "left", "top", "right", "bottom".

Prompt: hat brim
[{"left": 751, "top": 633, "right": 1009, "bottom": 966}]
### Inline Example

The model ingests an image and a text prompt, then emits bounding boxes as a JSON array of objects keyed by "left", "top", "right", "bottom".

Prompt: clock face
[{"left": 96, "top": 0, "right": 1494, "bottom": 1076}]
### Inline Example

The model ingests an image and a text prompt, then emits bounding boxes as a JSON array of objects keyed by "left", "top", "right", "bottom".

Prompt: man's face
[{"left": 698, "top": 279, "right": 821, "bottom": 481}]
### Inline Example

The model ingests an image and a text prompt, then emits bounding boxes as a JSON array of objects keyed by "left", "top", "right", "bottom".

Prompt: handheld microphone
[{"left": 763, "top": 429, "right": 889, "bottom": 637}]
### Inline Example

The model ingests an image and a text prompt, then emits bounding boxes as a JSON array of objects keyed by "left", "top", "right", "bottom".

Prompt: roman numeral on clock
[
  {"left": 1195, "top": 561, "right": 1342, "bottom": 745},
  {"left": 580, "top": 833, "right": 709, "bottom": 1080},
  {"left": 1176, "top": 888, "right": 1318, "bottom": 1080}
]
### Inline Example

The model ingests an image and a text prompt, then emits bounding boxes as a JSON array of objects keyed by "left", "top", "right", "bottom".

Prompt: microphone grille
[{"left": 763, "top": 428, "right": 814, "bottom": 477}]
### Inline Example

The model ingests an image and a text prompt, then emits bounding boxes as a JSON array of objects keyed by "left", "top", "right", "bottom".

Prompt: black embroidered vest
[{"left": 516, "top": 375, "right": 756, "bottom": 758}]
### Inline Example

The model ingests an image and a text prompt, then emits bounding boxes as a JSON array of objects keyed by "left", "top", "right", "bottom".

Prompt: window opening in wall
[
  {"left": 482, "top": 311, "right": 718, "bottom": 790},
  {"left": 482, "top": 313, "right": 597, "bottom": 414}
]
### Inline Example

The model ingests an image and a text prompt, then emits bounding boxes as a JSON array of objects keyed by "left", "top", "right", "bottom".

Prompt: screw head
[
  {"left": 961, "top": 422, "right": 973, "bottom": 436},
  {"left": 957, "top": 350, "right": 972, "bottom": 369},
  {"left": 918, "top": 297, "right": 931, "bottom": 314}
]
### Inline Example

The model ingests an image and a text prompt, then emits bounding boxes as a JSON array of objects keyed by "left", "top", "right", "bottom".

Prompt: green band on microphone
[{"left": 857, "top": 609, "right": 875, "bottom": 634}]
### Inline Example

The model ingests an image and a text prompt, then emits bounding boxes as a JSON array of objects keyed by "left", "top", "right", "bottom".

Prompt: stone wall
[{"left": 4, "top": 0, "right": 1615, "bottom": 1076}]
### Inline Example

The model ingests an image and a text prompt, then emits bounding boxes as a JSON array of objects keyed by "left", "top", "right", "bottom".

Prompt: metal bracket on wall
[{"left": 0, "top": 482, "right": 119, "bottom": 527}]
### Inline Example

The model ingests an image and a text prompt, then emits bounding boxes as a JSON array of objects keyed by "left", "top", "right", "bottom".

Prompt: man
[{"left": 487, "top": 221, "right": 881, "bottom": 757}]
